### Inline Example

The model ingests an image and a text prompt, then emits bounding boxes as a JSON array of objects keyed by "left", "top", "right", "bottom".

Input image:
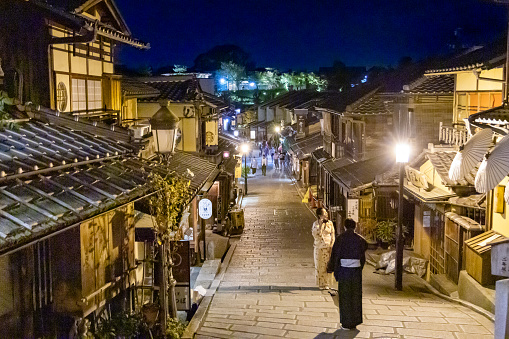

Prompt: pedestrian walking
[
  {"left": 327, "top": 218, "right": 368, "bottom": 330},
  {"left": 250, "top": 157, "right": 258, "bottom": 175},
  {"left": 261, "top": 155, "right": 267, "bottom": 176},
  {"left": 271, "top": 148, "right": 275, "bottom": 163},
  {"left": 312, "top": 208, "right": 335, "bottom": 290},
  {"left": 274, "top": 152, "right": 279, "bottom": 171}
]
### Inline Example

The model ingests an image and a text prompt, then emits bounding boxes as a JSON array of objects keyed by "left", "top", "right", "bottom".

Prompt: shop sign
[
  {"left": 199, "top": 199, "right": 213, "bottom": 219},
  {"left": 405, "top": 166, "right": 429, "bottom": 190},
  {"left": 171, "top": 241, "right": 191, "bottom": 311},
  {"left": 491, "top": 240, "right": 509, "bottom": 277},
  {"left": 347, "top": 199, "right": 359, "bottom": 222}
]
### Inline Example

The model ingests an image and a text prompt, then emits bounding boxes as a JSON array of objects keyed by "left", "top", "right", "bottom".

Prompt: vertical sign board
[
  {"left": 171, "top": 241, "right": 191, "bottom": 311},
  {"left": 347, "top": 199, "right": 359, "bottom": 222}
]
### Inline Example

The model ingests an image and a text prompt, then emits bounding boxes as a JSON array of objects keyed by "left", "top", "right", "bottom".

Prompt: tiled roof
[
  {"left": 347, "top": 93, "right": 392, "bottom": 116},
  {"left": 121, "top": 78, "right": 160, "bottom": 98},
  {"left": 331, "top": 154, "right": 395, "bottom": 189},
  {"left": 139, "top": 78, "right": 229, "bottom": 110},
  {"left": 202, "top": 92, "right": 230, "bottom": 110},
  {"left": 311, "top": 148, "right": 331, "bottom": 162},
  {"left": 322, "top": 157, "right": 355, "bottom": 174},
  {"left": 164, "top": 151, "right": 220, "bottom": 193},
  {"left": 469, "top": 104, "right": 509, "bottom": 130},
  {"left": 426, "top": 37, "right": 506, "bottom": 74},
  {"left": 289, "top": 133, "right": 323, "bottom": 159},
  {"left": 315, "top": 85, "right": 379, "bottom": 114},
  {"left": 0, "top": 120, "right": 134, "bottom": 177},
  {"left": 31, "top": 0, "right": 149, "bottom": 49},
  {"left": 425, "top": 151, "right": 476, "bottom": 186},
  {"left": 139, "top": 79, "right": 199, "bottom": 103},
  {"left": 218, "top": 134, "right": 240, "bottom": 153},
  {"left": 0, "top": 147, "right": 218, "bottom": 254},
  {"left": 404, "top": 75, "right": 454, "bottom": 94}
]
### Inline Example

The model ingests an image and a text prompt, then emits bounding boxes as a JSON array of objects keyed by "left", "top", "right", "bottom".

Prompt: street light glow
[
  {"left": 220, "top": 78, "right": 226, "bottom": 84},
  {"left": 250, "top": 82, "right": 256, "bottom": 87},
  {"left": 275, "top": 126, "right": 281, "bottom": 133},
  {"left": 233, "top": 130, "right": 239, "bottom": 137},
  {"left": 241, "top": 143, "right": 249, "bottom": 153},
  {"left": 395, "top": 143, "right": 410, "bottom": 163}
]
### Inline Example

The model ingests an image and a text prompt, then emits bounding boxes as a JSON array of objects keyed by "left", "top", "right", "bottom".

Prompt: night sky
[{"left": 117, "top": 0, "right": 508, "bottom": 72}]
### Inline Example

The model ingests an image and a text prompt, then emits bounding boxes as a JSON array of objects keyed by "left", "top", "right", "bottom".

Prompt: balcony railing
[{"left": 439, "top": 122, "right": 470, "bottom": 147}]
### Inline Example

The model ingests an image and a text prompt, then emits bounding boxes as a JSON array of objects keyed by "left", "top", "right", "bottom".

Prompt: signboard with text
[
  {"left": 347, "top": 199, "right": 359, "bottom": 222},
  {"left": 171, "top": 241, "right": 191, "bottom": 311},
  {"left": 199, "top": 198, "right": 213, "bottom": 219}
]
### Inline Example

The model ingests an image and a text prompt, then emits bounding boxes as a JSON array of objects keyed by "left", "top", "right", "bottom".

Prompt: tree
[
  {"left": 256, "top": 69, "right": 281, "bottom": 89},
  {"left": 218, "top": 61, "right": 246, "bottom": 90},
  {"left": 242, "top": 109, "right": 257, "bottom": 125},
  {"left": 193, "top": 44, "right": 253, "bottom": 72},
  {"left": 173, "top": 64, "right": 187, "bottom": 73},
  {"left": 148, "top": 171, "right": 192, "bottom": 332}
]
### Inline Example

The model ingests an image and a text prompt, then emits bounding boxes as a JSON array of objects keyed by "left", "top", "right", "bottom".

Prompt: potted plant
[{"left": 375, "top": 220, "right": 397, "bottom": 249}]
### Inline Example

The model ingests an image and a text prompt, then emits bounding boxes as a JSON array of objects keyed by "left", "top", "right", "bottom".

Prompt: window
[
  {"left": 71, "top": 78, "right": 86, "bottom": 111},
  {"left": 456, "top": 91, "right": 503, "bottom": 124},
  {"left": 71, "top": 78, "right": 102, "bottom": 111},
  {"left": 87, "top": 80, "right": 102, "bottom": 110},
  {"left": 56, "top": 82, "right": 68, "bottom": 112}
]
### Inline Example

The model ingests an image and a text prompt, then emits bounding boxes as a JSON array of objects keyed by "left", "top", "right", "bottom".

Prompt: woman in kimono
[
  {"left": 327, "top": 218, "right": 368, "bottom": 330},
  {"left": 312, "top": 208, "right": 335, "bottom": 290}
]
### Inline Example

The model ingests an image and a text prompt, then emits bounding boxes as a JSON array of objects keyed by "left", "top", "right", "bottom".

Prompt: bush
[
  {"left": 242, "top": 166, "right": 251, "bottom": 177},
  {"left": 166, "top": 317, "right": 187, "bottom": 339}
]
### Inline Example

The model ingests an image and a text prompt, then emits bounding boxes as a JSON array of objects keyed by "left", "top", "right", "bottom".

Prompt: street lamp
[
  {"left": 149, "top": 99, "right": 180, "bottom": 330},
  {"left": 274, "top": 126, "right": 281, "bottom": 149},
  {"left": 150, "top": 100, "right": 180, "bottom": 158},
  {"left": 241, "top": 143, "right": 249, "bottom": 195},
  {"left": 395, "top": 142, "right": 410, "bottom": 291}
]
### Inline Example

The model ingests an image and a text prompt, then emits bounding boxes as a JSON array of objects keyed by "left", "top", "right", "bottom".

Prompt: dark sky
[{"left": 117, "top": 0, "right": 508, "bottom": 72}]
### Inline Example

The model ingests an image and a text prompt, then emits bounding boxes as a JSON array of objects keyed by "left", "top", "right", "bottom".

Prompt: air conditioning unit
[{"left": 130, "top": 124, "right": 151, "bottom": 139}]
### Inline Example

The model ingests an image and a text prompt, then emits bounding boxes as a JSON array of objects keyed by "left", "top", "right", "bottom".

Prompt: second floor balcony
[{"left": 439, "top": 122, "right": 469, "bottom": 147}]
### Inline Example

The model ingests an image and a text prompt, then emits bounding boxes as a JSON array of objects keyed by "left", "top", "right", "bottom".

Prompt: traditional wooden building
[
  {"left": 0, "top": 107, "right": 220, "bottom": 337},
  {"left": 0, "top": 0, "right": 150, "bottom": 123},
  {"left": 136, "top": 76, "right": 232, "bottom": 154}
]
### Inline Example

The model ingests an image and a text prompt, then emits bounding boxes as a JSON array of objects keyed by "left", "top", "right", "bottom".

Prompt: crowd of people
[{"left": 248, "top": 141, "right": 291, "bottom": 176}]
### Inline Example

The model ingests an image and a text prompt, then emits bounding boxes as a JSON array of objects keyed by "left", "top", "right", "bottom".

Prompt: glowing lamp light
[
  {"left": 150, "top": 100, "right": 180, "bottom": 154},
  {"left": 233, "top": 130, "right": 239, "bottom": 137},
  {"left": 275, "top": 126, "right": 281, "bottom": 133},
  {"left": 223, "top": 151, "right": 230, "bottom": 158},
  {"left": 220, "top": 78, "right": 226, "bottom": 84},
  {"left": 235, "top": 108, "right": 240, "bottom": 114},
  {"left": 249, "top": 82, "right": 256, "bottom": 88},
  {"left": 241, "top": 143, "right": 249, "bottom": 153},
  {"left": 395, "top": 143, "right": 410, "bottom": 163}
]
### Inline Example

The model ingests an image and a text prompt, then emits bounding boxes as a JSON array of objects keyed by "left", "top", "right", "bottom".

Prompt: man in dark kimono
[{"left": 327, "top": 218, "right": 368, "bottom": 330}]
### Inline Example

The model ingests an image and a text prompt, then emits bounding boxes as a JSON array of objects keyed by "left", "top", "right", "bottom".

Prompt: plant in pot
[{"left": 375, "top": 220, "right": 397, "bottom": 249}]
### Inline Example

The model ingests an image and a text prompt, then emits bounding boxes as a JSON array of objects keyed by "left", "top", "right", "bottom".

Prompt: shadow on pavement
[
  {"left": 315, "top": 328, "right": 360, "bottom": 338},
  {"left": 217, "top": 285, "right": 322, "bottom": 293}
]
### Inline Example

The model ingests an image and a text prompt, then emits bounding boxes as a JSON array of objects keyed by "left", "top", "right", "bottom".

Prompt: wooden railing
[{"left": 439, "top": 122, "right": 470, "bottom": 147}]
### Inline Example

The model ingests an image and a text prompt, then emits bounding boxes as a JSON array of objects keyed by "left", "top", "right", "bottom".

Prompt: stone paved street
[{"left": 196, "top": 160, "right": 494, "bottom": 338}]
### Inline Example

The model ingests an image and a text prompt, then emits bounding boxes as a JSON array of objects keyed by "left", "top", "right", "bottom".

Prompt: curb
[
  {"left": 365, "top": 259, "right": 495, "bottom": 322},
  {"left": 181, "top": 243, "right": 238, "bottom": 338}
]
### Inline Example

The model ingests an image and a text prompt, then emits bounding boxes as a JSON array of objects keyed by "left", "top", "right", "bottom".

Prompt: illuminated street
[{"left": 196, "top": 161, "right": 494, "bottom": 338}]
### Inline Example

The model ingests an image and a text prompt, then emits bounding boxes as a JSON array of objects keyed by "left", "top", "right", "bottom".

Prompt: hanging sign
[
  {"left": 347, "top": 199, "right": 359, "bottom": 222},
  {"left": 199, "top": 198, "right": 213, "bottom": 219}
]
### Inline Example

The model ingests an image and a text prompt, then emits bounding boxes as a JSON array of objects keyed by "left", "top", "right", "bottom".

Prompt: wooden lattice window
[{"left": 429, "top": 211, "right": 445, "bottom": 275}]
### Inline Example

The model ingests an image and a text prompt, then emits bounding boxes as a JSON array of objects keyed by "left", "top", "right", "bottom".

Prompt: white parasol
[
  {"left": 475, "top": 134, "right": 509, "bottom": 193},
  {"left": 449, "top": 128, "right": 493, "bottom": 181}
]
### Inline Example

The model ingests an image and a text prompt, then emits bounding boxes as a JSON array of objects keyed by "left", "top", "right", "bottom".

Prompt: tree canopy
[{"left": 193, "top": 44, "right": 253, "bottom": 72}]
